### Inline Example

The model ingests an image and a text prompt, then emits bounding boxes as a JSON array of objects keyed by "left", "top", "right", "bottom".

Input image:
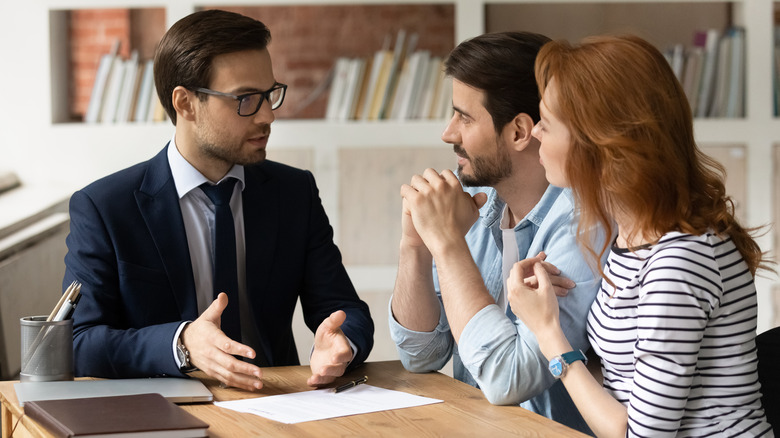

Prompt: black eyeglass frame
[{"left": 192, "top": 83, "right": 288, "bottom": 116}]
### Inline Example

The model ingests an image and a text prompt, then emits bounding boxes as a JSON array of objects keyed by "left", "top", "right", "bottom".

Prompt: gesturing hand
[
  {"left": 182, "top": 293, "right": 263, "bottom": 391},
  {"left": 307, "top": 310, "right": 353, "bottom": 387}
]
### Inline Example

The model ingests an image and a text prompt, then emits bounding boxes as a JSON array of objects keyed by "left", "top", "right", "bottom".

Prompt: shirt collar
[
  {"left": 483, "top": 184, "right": 564, "bottom": 230},
  {"left": 167, "top": 132, "right": 246, "bottom": 199}
]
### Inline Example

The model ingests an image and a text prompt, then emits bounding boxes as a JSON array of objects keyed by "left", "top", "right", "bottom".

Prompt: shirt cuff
[{"left": 387, "top": 295, "right": 449, "bottom": 352}]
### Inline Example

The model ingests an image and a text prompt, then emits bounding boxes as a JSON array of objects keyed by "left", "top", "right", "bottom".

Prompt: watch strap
[{"left": 560, "top": 350, "right": 587, "bottom": 367}]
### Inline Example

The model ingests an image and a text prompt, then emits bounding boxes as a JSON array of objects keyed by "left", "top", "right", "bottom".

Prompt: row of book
[
  {"left": 85, "top": 40, "right": 167, "bottom": 124},
  {"left": 326, "top": 30, "right": 453, "bottom": 121},
  {"left": 664, "top": 26, "right": 745, "bottom": 119}
]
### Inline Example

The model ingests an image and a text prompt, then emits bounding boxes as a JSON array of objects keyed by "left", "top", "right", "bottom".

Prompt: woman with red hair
[{"left": 508, "top": 35, "right": 773, "bottom": 437}]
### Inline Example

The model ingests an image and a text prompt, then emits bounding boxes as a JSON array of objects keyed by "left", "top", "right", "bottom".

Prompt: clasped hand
[{"left": 399, "top": 168, "right": 487, "bottom": 255}]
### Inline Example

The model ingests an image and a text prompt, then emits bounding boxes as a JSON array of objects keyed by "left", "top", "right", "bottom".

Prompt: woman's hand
[{"left": 507, "top": 255, "right": 563, "bottom": 339}]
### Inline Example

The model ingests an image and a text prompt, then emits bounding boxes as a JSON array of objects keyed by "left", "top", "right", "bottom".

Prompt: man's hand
[
  {"left": 400, "top": 197, "right": 427, "bottom": 249},
  {"left": 399, "top": 168, "right": 487, "bottom": 256},
  {"left": 182, "top": 293, "right": 263, "bottom": 391},
  {"left": 307, "top": 310, "right": 353, "bottom": 387}
]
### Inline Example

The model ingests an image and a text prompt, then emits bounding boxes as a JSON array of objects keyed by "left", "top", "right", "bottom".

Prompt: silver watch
[{"left": 176, "top": 334, "right": 195, "bottom": 372}]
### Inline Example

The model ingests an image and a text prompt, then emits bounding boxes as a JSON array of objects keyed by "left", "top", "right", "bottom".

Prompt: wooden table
[{"left": 1, "top": 360, "right": 587, "bottom": 437}]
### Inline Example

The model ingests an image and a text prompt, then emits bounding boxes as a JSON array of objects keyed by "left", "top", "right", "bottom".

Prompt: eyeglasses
[{"left": 192, "top": 83, "right": 287, "bottom": 116}]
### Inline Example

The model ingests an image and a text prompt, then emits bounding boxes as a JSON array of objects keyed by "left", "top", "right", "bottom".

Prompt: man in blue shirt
[{"left": 389, "top": 32, "right": 602, "bottom": 434}]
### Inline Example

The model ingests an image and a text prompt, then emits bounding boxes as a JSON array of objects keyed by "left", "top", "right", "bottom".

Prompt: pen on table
[{"left": 334, "top": 376, "right": 367, "bottom": 393}]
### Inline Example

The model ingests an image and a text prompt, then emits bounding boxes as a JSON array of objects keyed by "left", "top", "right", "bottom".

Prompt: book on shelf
[
  {"left": 359, "top": 42, "right": 392, "bottom": 120},
  {"left": 377, "top": 30, "right": 415, "bottom": 120},
  {"left": 708, "top": 30, "right": 732, "bottom": 117},
  {"left": 84, "top": 43, "right": 164, "bottom": 124},
  {"left": 665, "top": 43, "right": 685, "bottom": 83},
  {"left": 416, "top": 56, "right": 441, "bottom": 119},
  {"left": 84, "top": 39, "right": 120, "bottom": 124},
  {"left": 325, "top": 57, "right": 351, "bottom": 120},
  {"left": 366, "top": 50, "right": 395, "bottom": 120},
  {"left": 351, "top": 56, "right": 374, "bottom": 120},
  {"left": 24, "top": 392, "right": 209, "bottom": 437},
  {"left": 695, "top": 28, "right": 721, "bottom": 118},
  {"left": 99, "top": 54, "right": 128, "bottom": 123},
  {"left": 133, "top": 60, "right": 155, "bottom": 123},
  {"left": 724, "top": 27, "right": 745, "bottom": 118},
  {"left": 682, "top": 41, "right": 705, "bottom": 115},
  {"left": 115, "top": 50, "right": 140, "bottom": 123},
  {"left": 326, "top": 30, "right": 450, "bottom": 121},
  {"left": 339, "top": 58, "right": 368, "bottom": 121},
  {"left": 664, "top": 27, "right": 746, "bottom": 119}
]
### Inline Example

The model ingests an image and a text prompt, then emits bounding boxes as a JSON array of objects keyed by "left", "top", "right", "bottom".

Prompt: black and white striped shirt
[{"left": 587, "top": 231, "right": 773, "bottom": 437}]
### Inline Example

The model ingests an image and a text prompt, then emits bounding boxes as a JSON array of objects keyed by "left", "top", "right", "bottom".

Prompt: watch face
[{"left": 549, "top": 358, "right": 564, "bottom": 377}]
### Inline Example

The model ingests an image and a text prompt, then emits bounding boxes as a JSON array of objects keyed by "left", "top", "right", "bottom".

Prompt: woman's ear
[
  {"left": 505, "top": 113, "right": 536, "bottom": 151},
  {"left": 172, "top": 86, "right": 197, "bottom": 122}
]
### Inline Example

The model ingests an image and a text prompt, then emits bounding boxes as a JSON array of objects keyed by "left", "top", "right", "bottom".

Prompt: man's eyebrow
[
  {"left": 232, "top": 83, "right": 278, "bottom": 94},
  {"left": 452, "top": 105, "right": 471, "bottom": 119}
]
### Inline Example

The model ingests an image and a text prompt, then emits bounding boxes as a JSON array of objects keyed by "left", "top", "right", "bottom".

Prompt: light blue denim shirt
[{"left": 389, "top": 184, "right": 602, "bottom": 435}]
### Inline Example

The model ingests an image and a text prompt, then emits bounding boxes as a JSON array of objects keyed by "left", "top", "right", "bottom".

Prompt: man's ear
[
  {"left": 504, "top": 113, "right": 535, "bottom": 152},
  {"left": 172, "top": 86, "right": 197, "bottom": 122}
]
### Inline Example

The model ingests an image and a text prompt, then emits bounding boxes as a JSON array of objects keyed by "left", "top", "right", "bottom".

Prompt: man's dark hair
[
  {"left": 154, "top": 9, "right": 272, "bottom": 125},
  {"left": 444, "top": 31, "right": 550, "bottom": 133}
]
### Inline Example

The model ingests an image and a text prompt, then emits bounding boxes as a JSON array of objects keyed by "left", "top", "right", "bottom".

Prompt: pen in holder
[
  {"left": 19, "top": 281, "right": 81, "bottom": 382},
  {"left": 20, "top": 316, "right": 74, "bottom": 382}
]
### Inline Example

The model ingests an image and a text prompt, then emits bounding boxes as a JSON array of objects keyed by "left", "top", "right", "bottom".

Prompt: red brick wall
[
  {"left": 69, "top": 9, "right": 132, "bottom": 119},
  {"left": 68, "top": 5, "right": 454, "bottom": 120}
]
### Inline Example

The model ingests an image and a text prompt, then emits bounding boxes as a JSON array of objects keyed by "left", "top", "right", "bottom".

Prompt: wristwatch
[
  {"left": 548, "top": 350, "right": 587, "bottom": 379},
  {"left": 176, "top": 334, "right": 196, "bottom": 372}
]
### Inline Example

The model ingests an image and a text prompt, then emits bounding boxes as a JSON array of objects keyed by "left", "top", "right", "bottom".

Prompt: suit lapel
[{"left": 134, "top": 146, "right": 199, "bottom": 320}]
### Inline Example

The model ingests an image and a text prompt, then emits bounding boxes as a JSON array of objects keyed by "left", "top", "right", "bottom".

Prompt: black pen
[{"left": 334, "top": 376, "right": 367, "bottom": 393}]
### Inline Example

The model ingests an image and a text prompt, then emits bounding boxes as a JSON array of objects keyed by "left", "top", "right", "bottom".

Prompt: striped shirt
[{"left": 587, "top": 231, "right": 773, "bottom": 437}]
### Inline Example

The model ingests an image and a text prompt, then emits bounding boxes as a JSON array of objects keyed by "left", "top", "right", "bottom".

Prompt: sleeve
[
  {"left": 387, "top": 291, "right": 454, "bottom": 373},
  {"left": 626, "top": 248, "right": 716, "bottom": 437},
  {"left": 297, "top": 171, "right": 374, "bottom": 368},
  {"left": 388, "top": 184, "right": 494, "bottom": 375},
  {"left": 66, "top": 189, "right": 184, "bottom": 378},
  {"left": 457, "top": 213, "right": 601, "bottom": 405}
]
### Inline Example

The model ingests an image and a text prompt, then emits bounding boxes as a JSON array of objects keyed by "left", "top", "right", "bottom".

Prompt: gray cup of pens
[{"left": 20, "top": 316, "right": 74, "bottom": 382}]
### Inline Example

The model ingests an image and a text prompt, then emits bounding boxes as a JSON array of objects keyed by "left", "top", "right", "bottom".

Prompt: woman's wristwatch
[{"left": 548, "top": 350, "right": 587, "bottom": 379}]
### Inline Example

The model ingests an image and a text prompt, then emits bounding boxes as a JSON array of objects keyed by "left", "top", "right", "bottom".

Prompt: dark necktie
[{"left": 200, "top": 178, "right": 241, "bottom": 341}]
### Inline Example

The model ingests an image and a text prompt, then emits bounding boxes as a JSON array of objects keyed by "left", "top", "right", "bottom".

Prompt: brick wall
[
  {"left": 68, "top": 5, "right": 454, "bottom": 120},
  {"left": 68, "top": 9, "right": 132, "bottom": 120}
]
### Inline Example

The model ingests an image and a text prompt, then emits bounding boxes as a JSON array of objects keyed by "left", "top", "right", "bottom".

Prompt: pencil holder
[{"left": 19, "top": 316, "right": 74, "bottom": 382}]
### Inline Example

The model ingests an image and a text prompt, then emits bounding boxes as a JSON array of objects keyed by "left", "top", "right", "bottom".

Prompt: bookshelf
[{"left": 0, "top": 1, "right": 776, "bottom": 370}]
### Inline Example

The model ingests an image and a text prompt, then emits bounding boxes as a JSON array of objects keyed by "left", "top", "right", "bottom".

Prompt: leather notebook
[{"left": 23, "top": 393, "right": 209, "bottom": 437}]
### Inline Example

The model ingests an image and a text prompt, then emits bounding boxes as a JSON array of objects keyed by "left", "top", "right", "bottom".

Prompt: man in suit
[{"left": 64, "top": 9, "right": 373, "bottom": 391}]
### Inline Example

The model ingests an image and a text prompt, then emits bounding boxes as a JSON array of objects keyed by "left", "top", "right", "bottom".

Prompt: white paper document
[{"left": 214, "top": 384, "right": 443, "bottom": 424}]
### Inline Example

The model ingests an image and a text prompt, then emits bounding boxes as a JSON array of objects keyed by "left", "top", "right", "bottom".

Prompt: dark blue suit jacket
[{"left": 64, "top": 146, "right": 374, "bottom": 378}]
